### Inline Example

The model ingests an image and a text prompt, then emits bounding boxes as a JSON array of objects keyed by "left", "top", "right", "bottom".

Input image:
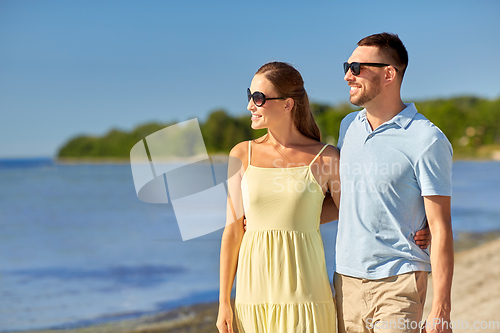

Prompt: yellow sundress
[{"left": 235, "top": 140, "right": 336, "bottom": 332}]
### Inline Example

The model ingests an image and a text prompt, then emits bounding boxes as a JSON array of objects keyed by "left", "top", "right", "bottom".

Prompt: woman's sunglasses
[
  {"left": 343, "top": 62, "right": 398, "bottom": 76},
  {"left": 247, "top": 88, "right": 285, "bottom": 107}
]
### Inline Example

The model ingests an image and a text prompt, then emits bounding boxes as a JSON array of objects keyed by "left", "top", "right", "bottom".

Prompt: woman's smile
[{"left": 251, "top": 113, "right": 262, "bottom": 121}]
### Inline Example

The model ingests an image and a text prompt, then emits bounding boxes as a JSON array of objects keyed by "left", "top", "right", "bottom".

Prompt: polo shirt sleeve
[
  {"left": 337, "top": 112, "right": 358, "bottom": 150},
  {"left": 337, "top": 121, "right": 345, "bottom": 149},
  {"left": 415, "top": 137, "right": 453, "bottom": 197}
]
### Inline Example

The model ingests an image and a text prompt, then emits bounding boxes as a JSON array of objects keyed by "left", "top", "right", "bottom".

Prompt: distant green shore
[
  {"left": 56, "top": 96, "right": 500, "bottom": 161},
  {"left": 55, "top": 147, "right": 500, "bottom": 164}
]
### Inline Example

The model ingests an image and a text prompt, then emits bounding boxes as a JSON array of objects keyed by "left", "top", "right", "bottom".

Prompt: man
[{"left": 332, "top": 33, "right": 454, "bottom": 333}]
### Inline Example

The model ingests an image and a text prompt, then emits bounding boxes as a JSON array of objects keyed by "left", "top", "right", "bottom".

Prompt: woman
[
  {"left": 217, "top": 61, "right": 340, "bottom": 333},
  {"left": 216, "top": 62, "right": 429, "bottom": 333}
]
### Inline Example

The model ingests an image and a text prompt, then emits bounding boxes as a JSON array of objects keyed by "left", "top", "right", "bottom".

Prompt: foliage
[
  {"left": 415, "top": 96, "right": 500, "bottom": 154},
  {"left": 57, "top": 96, "right": 500, "bottom": 159}
]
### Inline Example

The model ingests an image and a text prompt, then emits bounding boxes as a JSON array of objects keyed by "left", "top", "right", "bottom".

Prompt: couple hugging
[{"left": 217, "top": 32, "right": 453, "bottom": 333}]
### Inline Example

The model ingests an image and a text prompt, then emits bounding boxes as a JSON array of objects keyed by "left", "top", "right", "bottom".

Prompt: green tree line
[{"left": 58, "top": 96, "right": 500, "bottom": 159}]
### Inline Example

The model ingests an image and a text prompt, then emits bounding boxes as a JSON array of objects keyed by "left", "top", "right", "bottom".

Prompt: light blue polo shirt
[{"left": 335, "top": 103, "right": 453, "bottom": 279}]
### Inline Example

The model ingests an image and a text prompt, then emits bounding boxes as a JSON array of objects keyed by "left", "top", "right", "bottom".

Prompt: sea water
[{"left": 0, "top": 160, "right": 499, "bottom": 331}]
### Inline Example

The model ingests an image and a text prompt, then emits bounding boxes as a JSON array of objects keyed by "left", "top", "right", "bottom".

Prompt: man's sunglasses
[
  {"left": 247, "top": 88, "right": 285, "bottom": 107},
  {"left": 343, "top": 62, "right": 398, "bottom": 76}
]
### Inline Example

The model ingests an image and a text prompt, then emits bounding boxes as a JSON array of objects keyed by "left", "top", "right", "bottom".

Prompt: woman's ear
[{"left": 284, "top": 98, "right": 294, "bottom": 112}]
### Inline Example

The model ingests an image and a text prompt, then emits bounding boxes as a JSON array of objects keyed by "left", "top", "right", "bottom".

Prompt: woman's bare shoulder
[
  {"left": 319, "top": 144, "right": 340, "bottom": 165},
  {"left": 227, "top": 141, "right": 250, "bottom": 173},
  {"left": 322, "top": 144, "right": 340, "bottom": 158},
  {"left": 229, "top": 141, "right": 248, "bottom": 159},
  {"left": 230, "top": 136, "right": 267, "bottom": 159}
]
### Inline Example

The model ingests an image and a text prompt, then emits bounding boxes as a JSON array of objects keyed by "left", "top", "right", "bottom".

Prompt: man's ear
[{"left": 384, "top": 66, "right": 398, "bottom": 84}]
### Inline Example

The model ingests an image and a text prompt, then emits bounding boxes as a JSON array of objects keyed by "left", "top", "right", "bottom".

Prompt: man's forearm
[
  {"left": 430, "top": 225, "right": 454, "bottom": 312},
  {"left": 423, "top": 195, "right": 454, "bottom": 332},
  {"left": 320, "top": 195, "right": 338, "bottom": 224}
]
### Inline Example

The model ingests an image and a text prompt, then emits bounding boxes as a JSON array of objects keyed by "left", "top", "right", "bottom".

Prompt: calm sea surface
[{"left": 0, "top": 159, "right": 499, "bottom": 331}]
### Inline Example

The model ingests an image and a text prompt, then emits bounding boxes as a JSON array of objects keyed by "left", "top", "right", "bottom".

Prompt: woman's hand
[
  {"left": 414, "top": 225, "right": 432, "bottom": 249},
  {"left": 243, "top": 215, "right": 247, "bottom": 231},
  {"left": 216, "top": 303, "right": 234, "bottom": 333}
]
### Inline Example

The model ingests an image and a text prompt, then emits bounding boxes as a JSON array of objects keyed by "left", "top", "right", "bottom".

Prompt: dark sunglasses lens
[
  {"left": 343, "top": 62, "right": 350, "bottom": 74},
  {"left": 247, "top": 88, "right": 252, "bottom": 102},
  {"left": 253, "top": 92, "right": 265, "bottom": 106},
  {"left": 352, "top": 63, "right": 360, "bottom": 76}
]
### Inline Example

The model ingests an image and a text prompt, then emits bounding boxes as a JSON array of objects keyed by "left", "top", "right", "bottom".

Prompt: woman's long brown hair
[{"left": 255, "top": 61, "right": 321, "bottom": 142}]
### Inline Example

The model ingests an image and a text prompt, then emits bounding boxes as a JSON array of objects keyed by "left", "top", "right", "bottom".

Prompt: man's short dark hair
[{"left": 358, "top": 32, "right": 408, "bottom": 79}]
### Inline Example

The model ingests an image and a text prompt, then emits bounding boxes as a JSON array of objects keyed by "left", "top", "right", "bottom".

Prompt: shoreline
[
  {"left": 49, "top": 144, "right": 500, "bottom": 164},
  {"left": 453, "top": 230, "right": 500, "bottom": 252},
  {"left": 55, "top": 154, "right": 231, "bottom": 165},
  {"left": 2, "top": 154, "right": 500, "bottom": 165},
  {"left": 10, "top": 231, "right": 500, "bottom": 333},
  {"left": 5, "top": 146, "right": 500, "bottom": 165},
  {"left": 44, "top": 156, "right": 500, "bottom": 165}
]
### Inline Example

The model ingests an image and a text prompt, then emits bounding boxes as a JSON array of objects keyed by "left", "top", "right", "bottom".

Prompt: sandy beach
[
  {"left": 16, "top": 235, "right": 500, "bottom": 333},
  {"left": 423, "top": 236, "right": 500, "bottom": 332}
]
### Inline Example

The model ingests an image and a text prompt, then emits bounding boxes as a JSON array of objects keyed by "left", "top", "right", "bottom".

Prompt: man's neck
[{"left": 365, "top": 100, "right": 407, "bottom": 131}]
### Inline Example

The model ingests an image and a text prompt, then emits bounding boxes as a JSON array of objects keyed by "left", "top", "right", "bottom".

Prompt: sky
[{"left": 1, "top": 0, "right": 499, "bottom": 158}]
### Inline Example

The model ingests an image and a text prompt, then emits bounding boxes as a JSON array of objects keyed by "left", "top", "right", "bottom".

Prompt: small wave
[{"left": 0, "top": 157, "right": 54, "bottom": 169}]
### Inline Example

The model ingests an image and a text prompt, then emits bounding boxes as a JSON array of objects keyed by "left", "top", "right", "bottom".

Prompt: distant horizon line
[{"left": 0, "top": 156, "right": 54, "bottom": 160}]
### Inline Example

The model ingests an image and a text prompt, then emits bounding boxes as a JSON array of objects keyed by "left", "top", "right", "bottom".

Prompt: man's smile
[{"left": 349, "top": 85, "right": 361, "bottom": 94}]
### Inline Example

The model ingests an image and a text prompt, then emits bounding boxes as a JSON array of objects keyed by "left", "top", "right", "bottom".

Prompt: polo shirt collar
[
  {"left": 392, "top": 103, "right": 418, "bottom": 129},
  {"left": 357, "top": 103, "right": 418, "bottom": 130}
]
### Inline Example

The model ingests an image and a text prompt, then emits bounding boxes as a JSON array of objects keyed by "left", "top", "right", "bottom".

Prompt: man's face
[{"left": 344, "top": 46, "right": 386, "bottom": 107}]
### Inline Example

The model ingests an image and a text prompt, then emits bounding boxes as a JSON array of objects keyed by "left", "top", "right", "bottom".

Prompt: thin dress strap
[
  {"left": 308, "top": 144, "right": 328, "bottom": 167},
  {"left": 248, "top": 140, "right": 252, "bottom": 166}
]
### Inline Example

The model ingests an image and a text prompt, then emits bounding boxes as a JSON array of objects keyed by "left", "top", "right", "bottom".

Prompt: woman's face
[{"left": 247, "top": 74, "right": 288, "bottom": 130}]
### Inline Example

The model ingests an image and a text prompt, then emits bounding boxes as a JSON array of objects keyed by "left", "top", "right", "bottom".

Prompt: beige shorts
[{"left": 334, "top": 271, "right": 428, "bottom": 333}]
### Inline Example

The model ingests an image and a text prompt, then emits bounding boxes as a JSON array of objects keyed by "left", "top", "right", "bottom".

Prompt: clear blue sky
[{"left": 1, "top": 0, "right": 499, "bottom": 158}]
